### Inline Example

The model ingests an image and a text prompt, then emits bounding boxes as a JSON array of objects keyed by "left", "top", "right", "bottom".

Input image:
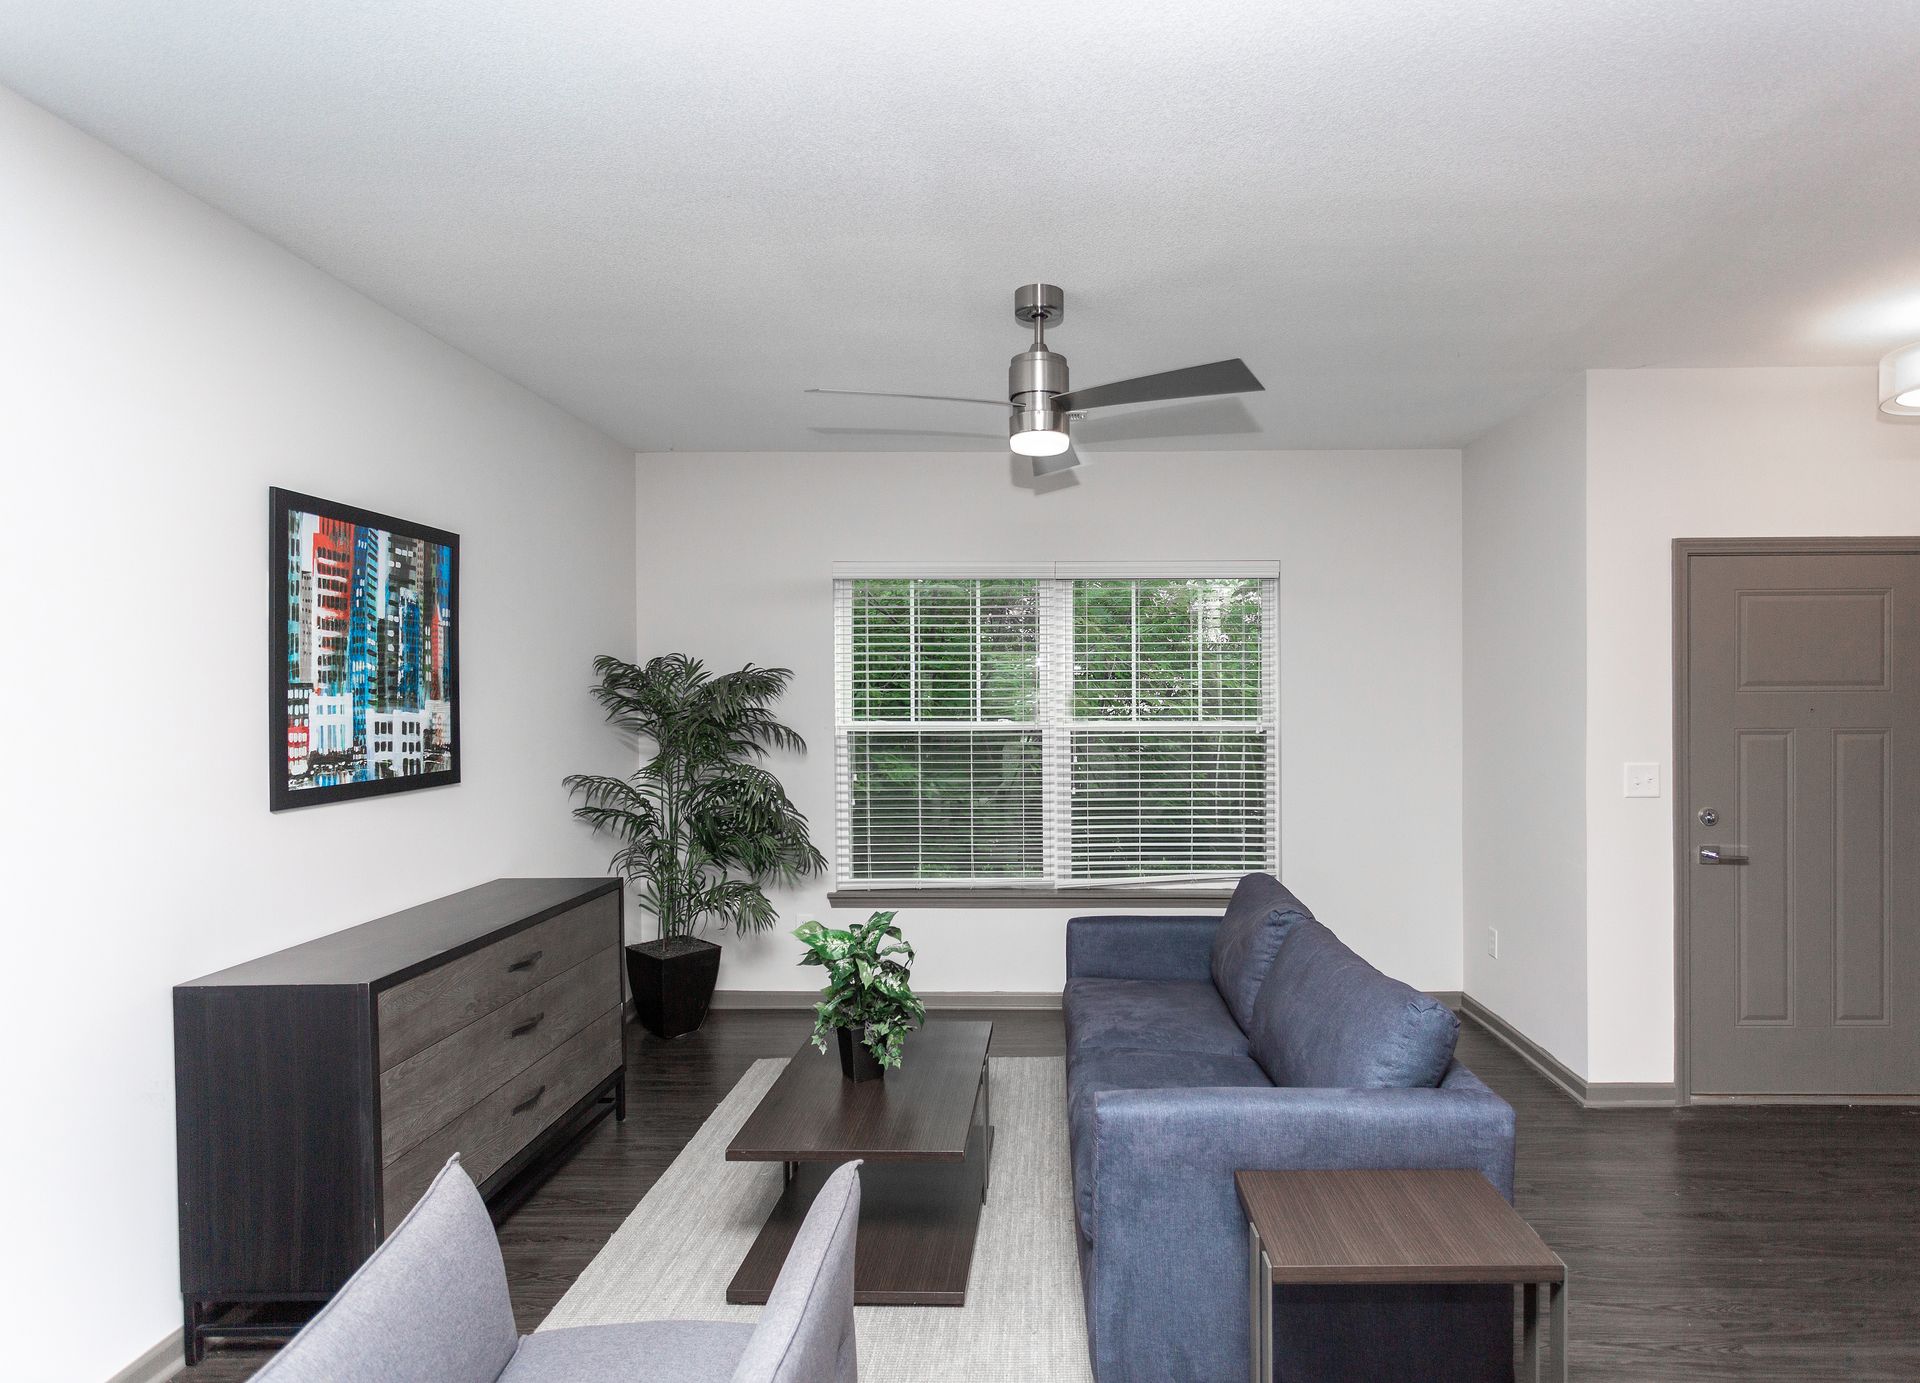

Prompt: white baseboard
[
  {"left": 107, "top": 1330, "right": 183, "bottom": 1383},
  {"left": 1458, "top": 992, "right": 1677, "bottom": 1108},
  {"left": 711, "top": 989, "right": 1062, "bottom": 1010}
]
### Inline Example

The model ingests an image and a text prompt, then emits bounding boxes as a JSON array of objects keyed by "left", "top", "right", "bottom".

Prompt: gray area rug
[{"left": 542, "top": 1055, "right": 1093, "bottom": 1382}]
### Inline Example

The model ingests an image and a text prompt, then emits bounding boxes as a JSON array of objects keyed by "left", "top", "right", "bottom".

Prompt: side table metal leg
[
  {"left": 1247, "top": 1222, "right": 1264, "bottom": 1383},
  {"left": 1258, "top": 1242, "right": 1273, "bottom": 1382},
  {"left": 1550, "top": 1280, "right": 1568, "bottom": 1383},
  {"left": 1521, "top": 1282, "right": 1541, "bottom": 1381},
  {"left": 982, "top": 1060, "right": 992, "bottom": 1201}
]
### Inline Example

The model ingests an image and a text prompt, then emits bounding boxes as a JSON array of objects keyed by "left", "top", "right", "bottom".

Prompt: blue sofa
[{"left": 1064, "top": 875, "right": 1517, "bottom": 1383}]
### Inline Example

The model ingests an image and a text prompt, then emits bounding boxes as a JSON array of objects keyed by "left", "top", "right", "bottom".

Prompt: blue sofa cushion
[
  {"left": 1066, "top": 1047, "right": 1271, "bottom": 1239},
  {"left": 1208, "top": 873, "right": 1314, "bottom": 1031},
  {"left": 1063, "top": 977, "right": 1251, "bottom": 1058},
  {"left": 1246, "top": 918, "right": 1460, "bottom": 1089}
]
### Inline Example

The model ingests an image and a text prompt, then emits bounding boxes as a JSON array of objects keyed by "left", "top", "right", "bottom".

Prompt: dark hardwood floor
[
  {"left": 174, "top": 1008, "right": 1919, "bottom": 1382},
  {"left": 1457, "top": 1021, "right": 1920, "bottom": 1381}
]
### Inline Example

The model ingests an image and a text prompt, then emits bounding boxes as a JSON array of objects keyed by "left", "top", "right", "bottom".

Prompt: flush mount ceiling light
[
  {"left": 1880, "top": 341, "right": 1920, "bottom": 416},
  {"left": 808, "top": 284, "right": 1265, "bottom": 478}
]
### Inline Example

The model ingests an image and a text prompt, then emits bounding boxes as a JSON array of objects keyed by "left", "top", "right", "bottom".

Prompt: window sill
[{"left": 825, "top": 887, "right": 1235, "bottom": 910}]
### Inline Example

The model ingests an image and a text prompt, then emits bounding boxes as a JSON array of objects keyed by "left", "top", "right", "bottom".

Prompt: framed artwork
[{"left": 269, "top": 487, "right": 460, "bottom": 811}]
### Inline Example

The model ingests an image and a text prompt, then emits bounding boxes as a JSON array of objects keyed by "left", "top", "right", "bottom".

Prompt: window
[{"left": 833, "top": 563, "right": 1278, "bottom": 894}]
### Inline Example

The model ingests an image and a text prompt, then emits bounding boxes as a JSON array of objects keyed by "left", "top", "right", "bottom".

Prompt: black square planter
[
  {"left": 626, "top": 937, "right": 721, "bottom": 1039},
  {"left": 836, "top": 1025, "right": 886, "bottom": 1082}
]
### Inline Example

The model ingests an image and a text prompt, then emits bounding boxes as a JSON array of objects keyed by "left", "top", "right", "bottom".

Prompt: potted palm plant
[
  {"left": 795, "top": 912, "right": 925, "bottom": 1080},
  {"left": 566, "top": 654, "right": 826, "bottom": 1039}
]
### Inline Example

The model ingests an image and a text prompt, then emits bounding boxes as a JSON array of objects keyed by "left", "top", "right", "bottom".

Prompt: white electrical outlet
[
  {"left": 1624, "top": 762, "right": 1661, "bottom": 798},
  {"left": 1486, "top": 927, "right": 1498, "bottom": 959}
]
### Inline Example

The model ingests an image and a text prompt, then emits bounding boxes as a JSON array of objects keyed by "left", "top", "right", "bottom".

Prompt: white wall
[
  {"left": 1463, "top": 381, "right": 1589, "bottom": 1076},
  {"left": 1583, "top": 367, "right": 1920, "bottom": 1082},
  {"left": 0, "top": 88, "right": 637, "bottom": 1383},
  {"left": 631, "top": 449, "right": 1465, "bottom": 998}
]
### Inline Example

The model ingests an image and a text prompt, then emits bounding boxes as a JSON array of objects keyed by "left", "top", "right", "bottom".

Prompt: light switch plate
[{"left": 1624, "top": 762, "right": 1661, "bottom": 798}]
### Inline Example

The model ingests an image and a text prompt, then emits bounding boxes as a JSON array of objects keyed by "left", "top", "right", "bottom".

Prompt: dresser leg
[
  {"left": 614, "top": 1071, "right": 627, "bottom": 1122},
  {"left": 182, "top": 1299, "right": 203, "bottom": 1367}
]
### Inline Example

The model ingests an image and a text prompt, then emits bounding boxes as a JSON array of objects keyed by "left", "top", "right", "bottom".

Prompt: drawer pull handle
[
  {"left": 512, "top": 1085, "right": 547, "bottom": 1116},
  {"left": 509, "top": 1012, "right": 546, "bottom": 1039},
  {"left": 507, "top": 949, "right": 544, "bottom": 973}
]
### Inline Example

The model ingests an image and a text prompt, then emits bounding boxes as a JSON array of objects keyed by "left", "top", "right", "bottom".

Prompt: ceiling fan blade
[
  {"left": 1053, "top": 358, "right": 1263, "bottom": 413},
  {"left": 807, "top": 387, "right": 1014, "bottom": 410},
  {"left": 1031, "top": 446, "right": 1081, "bottom": 478}
]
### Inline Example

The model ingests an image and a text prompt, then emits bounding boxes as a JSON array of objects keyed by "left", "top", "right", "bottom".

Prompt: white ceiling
[{"left": 4, "top": 1, "right": 1920, "bottom": 452}]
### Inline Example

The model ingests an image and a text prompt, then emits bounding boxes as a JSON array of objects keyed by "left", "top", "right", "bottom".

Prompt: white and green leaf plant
[{"left": 795, "top": 911, "right": 927, "bottom": 1070}]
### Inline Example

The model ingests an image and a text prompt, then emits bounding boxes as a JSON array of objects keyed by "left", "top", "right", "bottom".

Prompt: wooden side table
[{"left": 1236, "top": 1169, "right": 1567, "bottom": 1382}]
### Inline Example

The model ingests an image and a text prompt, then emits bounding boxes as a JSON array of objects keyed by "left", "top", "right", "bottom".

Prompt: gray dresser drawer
[
  {"left": 377, "top": 891, "right": 619, "bottom": 1069},
  {"left": 379, "top": 944, "right": 620, "bottom": 1164},
  {"left": 383, "top": 1008, "right": 623, "bottom": 1223}
]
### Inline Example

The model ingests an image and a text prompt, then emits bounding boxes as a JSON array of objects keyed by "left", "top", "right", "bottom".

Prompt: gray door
[{"left": 1685, "top": 549, "right": 1920, "bottom": 1096}]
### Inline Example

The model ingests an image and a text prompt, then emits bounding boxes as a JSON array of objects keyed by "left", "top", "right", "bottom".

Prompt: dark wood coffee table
[
  {"left": 1236, "top": 1168, "right": 1567, "bottom": 1383},
  {"left": 725, "top": 1019, "right": 993, "bottom": 1306}
]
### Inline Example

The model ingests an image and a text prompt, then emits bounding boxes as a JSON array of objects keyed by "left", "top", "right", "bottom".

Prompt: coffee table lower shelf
[{"left": 725, "top": 1123, "right": 994, "bottom": 1306}]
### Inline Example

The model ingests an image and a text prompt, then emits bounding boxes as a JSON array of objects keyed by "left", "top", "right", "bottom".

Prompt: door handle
[{"left": 1699, "top": 845, "right": 1749, "bottom": 865}]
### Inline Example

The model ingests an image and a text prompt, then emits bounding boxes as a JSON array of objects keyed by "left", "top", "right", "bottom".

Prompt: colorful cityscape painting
[{"left": 270, "top": 488, "right": 459, "bottom": 809}]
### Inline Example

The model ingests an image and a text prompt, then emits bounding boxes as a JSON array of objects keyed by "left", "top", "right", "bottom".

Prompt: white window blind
[{"left": 833, "top": 567, "right": 1278, "bottom": 891}]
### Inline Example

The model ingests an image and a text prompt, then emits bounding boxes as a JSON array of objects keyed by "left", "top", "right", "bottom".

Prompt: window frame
[{"left": 831, "top": 561, "right": 1280, "bottom": 903}]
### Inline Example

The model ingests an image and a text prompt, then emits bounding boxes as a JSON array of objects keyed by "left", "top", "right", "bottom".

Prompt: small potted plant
[
  {"left": 795, "top": 912, "right": 926, "bottom": 1081},
  {"left": 567, "top": 654, "right": 826, "bottom": 1039}
]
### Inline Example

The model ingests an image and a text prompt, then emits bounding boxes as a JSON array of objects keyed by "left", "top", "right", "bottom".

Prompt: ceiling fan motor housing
[
  {"left": 1009, "top": 344, "right": 1068, "bottom": 406},
  {"left": 1009, "top": 346, "right": 1069, "bottom": 450}
]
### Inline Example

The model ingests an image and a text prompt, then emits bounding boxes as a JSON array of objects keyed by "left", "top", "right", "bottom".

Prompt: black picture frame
[{"left": 268, "top": 487, "right": 461, "bottom": 811}]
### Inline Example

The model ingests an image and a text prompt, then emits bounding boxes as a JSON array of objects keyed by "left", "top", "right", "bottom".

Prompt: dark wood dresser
[{"left": 174, "top": 877, "right": 625, "bottom": 1362}]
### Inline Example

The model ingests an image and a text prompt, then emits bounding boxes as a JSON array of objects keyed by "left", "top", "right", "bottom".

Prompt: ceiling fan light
[
  {"left": 1010, "top": 428, "right": 1071, "bottom": 457},
  {"left": 1010, "top": 409, "right": 1071, "bottom": 456},
  {"left": 1879, "top": 341, "right": 1920, "bottom": 416}
]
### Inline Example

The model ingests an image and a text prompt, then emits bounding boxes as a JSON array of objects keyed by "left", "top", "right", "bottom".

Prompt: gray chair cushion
[
  {"left": 1065, "top": 1047, "right": 1271, "bottom": 1239},
  {"left": 501, "top": 1321, "right": 754, "bottom": 1383},
  {"left": 1208, "top": 873, "right": 1314, "bottom": 1031},
  {"left": 1246, "top": 918, "right": 1460, "bottom": 1089},
  {"left": 731, "top": 1160, "right": 862, "bottom": 1383},
  {"left": 252, "top": 1156, "right": 518, "bottom": 1383},
  {"left": 1063, "top": 977, "right": 1251, "bottom": 1058}
]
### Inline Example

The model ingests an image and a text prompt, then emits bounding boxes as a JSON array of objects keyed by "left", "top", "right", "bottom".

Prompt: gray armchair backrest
[
  {"left": 252, "top": 1156, "right": 519, "bottom": 1383},
  {"left": 731, "top": 1160, "right": 862, "bottom": 1383}
]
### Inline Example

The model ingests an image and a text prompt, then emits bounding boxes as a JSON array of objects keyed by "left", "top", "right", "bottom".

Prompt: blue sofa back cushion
[
  {"left": 1208, "top": 873, "right": 1315, "bottom": 1031},
  {"left": 1246, "top": 919, "right": 1460, "bottom": 1089}
]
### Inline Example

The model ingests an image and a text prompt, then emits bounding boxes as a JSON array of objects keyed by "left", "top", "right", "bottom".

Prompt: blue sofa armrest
[
  {"left": 1081, "top": 1064, "right": 1515, "bottom": 1382},
  {"left": 1065, "top": 914, "right": 1221, "bottom": 982}
]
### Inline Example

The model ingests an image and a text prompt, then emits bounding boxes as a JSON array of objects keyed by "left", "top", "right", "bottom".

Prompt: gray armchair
[{"left": 252, "top": 1155, "right": 862, "bottom": 1383}]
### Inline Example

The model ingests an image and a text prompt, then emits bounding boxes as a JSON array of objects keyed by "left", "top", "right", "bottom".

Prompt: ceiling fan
[{"left": 806, "top": 284, "right": 1265, "bottom": 477}]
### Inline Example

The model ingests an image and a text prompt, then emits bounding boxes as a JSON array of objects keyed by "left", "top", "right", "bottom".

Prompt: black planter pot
[
  {"left": 626, "top": 937, "right": 721, "bottom": 1039},
  {"left": 836, "top": 1026, "right": 886, "bottom": 1082}
]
